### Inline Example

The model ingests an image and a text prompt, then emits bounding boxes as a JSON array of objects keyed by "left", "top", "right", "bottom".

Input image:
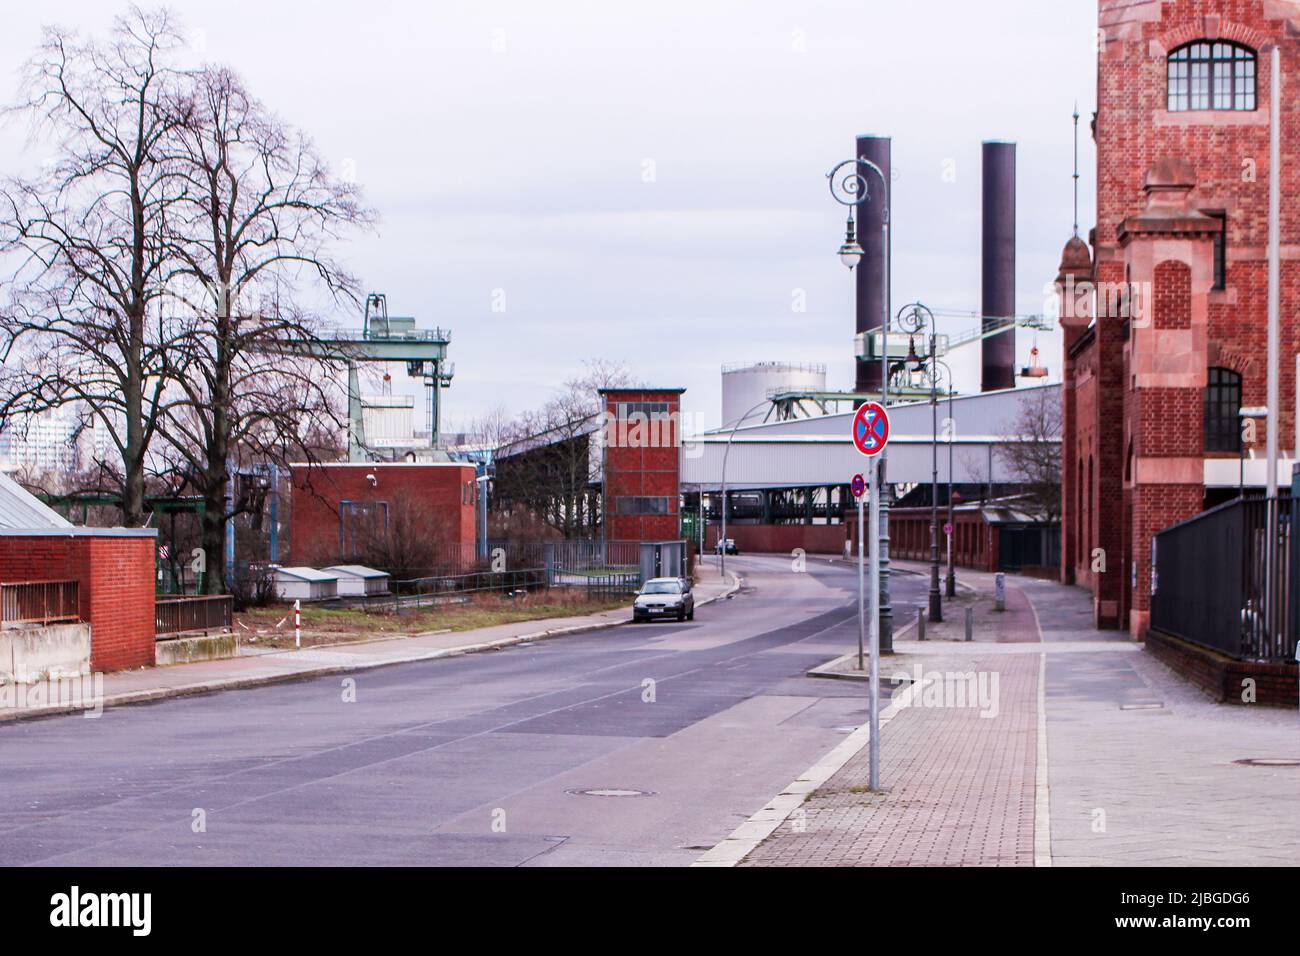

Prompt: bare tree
[
  {"left": 493, "top": 360, "right": 639, "bottom": 538},
  {"left": 997, "top": 387, "right": 1063, "bottom": 522},
  {"left": 352, "top": 489, "right": 455, "bottom": 580},
  {"left": 154, "top": 64, "right": 372, "bottom": 592},
  {"left": 0, "top": 6, "right": 190, "bottom": 525}
]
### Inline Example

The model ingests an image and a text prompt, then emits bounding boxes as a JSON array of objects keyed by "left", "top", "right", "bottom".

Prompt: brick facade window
[
  {"left": 339, "top": 499, "right": 388, "bottom": 552},
  {"left": 614, "top": 495, "right": 670, "bottom": 516},
  {"left": 1167, "top": 41, "right": 1256, "bottom": 112},
  {"left": 1204, "top": 367, "right": 1242, "bottom": 453}
]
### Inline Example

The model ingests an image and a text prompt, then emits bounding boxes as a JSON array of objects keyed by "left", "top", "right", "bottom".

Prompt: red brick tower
[
  {"left": 599, "top": 388, "right": 684, "bottom": 542},
  {"left": 1060, "top": 0, "right": 1300, "bottom": 635}
]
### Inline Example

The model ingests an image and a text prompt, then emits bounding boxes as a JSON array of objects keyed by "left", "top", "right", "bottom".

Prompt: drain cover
[
  {"left": 1233, "top": 757, "right": 1300, "bottom": 768},
  {"left": 567, "top": 787, "right": 655, "bottom": 798}
]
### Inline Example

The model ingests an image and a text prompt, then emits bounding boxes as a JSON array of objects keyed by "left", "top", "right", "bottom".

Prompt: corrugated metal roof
[
  {"left": 273, "top": 566, "right": 338, "bottom": 582},
  {"left": 0, "top": 472, "right": 73, "bottom": 530},
  {"left": 325, "top": 565, "right": 389, "bottom": 579}
]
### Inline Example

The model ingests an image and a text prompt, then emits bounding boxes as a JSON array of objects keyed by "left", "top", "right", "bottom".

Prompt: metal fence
[
  {"left": 346, "top": 539, "right": 642, "bottom": 581},
  {"left": 383, "top": 567, "right": 639, "bottom": 610},
  {"left": 0, "top": 580, "right": 80, "bottom": 627},
  {"left": 1151, "top": 496, "right": 1296, "bottom": 661},
  {"left": 156, "top": 595, "right": 234, "bottom": 638}
]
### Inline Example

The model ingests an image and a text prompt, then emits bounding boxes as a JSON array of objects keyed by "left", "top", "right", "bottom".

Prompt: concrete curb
[
  {"left": 805, "top": 613, "right": 921, "bottom": 680},
  {"left": 1, "top": 571, "right": 745, "bottom": 725},
  {"left": 692, "top": 671, "right": 924, "bottom": 867}
]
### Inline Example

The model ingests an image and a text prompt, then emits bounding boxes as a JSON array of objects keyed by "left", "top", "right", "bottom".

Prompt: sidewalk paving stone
[{"left": 734, "top": 559, "right": 1300, "bottom": 868}]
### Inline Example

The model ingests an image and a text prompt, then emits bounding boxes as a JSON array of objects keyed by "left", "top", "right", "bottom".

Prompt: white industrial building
[{"left": 684, "top": 381, "right": 1059, "bottom": 495}]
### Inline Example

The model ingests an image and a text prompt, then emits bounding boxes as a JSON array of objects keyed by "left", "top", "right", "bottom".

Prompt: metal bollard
[
  {"left": 917, "top": 605, "right": 926, "bottom": 641},
  {"left": 994, "top": 572, "right": 1006, "bottom": 612},
  {"left": 965, "top": 605, "right": 973, "bottom": 642}
]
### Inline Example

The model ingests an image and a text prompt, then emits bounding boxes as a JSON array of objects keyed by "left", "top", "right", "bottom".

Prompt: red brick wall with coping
[{"left": 0, "top": 530, "right": 157, "bottom": 672}]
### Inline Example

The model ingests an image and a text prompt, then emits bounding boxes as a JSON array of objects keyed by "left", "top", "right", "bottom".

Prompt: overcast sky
[{"left": 0, "top": 0, "right": 1098, "bottom": 433}]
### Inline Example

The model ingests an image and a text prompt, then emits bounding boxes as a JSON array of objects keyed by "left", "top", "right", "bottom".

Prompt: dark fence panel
[
  {"left": 0, "top": 580, "right": 80, "bottom": 627},
  {"left": 1152, "top": 496, "right": 1295, "bottom": 661},
  {"left": 156, "top": 595, "right": 234, "bottom": 638}
]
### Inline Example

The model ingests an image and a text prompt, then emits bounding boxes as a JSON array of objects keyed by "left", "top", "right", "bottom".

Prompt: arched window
[
  {"left": 1204, "top": 367, "right": 1243, "bottom": 452},
  {"left": 1168, "top": 41, "right": 1257, "bottom": 112}
]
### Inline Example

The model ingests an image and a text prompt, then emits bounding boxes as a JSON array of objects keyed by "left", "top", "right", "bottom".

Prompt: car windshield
[{"left": 641, "top": 581, "right": 681, "bottom": 594}]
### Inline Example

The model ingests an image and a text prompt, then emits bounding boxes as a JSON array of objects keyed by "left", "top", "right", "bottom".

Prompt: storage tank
[{"left": 721, "top": 362, "right": 827, "bottom": 429}]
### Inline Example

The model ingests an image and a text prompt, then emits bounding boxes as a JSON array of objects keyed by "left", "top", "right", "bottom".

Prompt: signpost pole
[
  {"left": 857, "top": 486, "right": 865, "bottom": 671},
  {"left": 868, "top": 456, "right": 881, "bottom": 791},
  {"left": 851, "top": 400, "right": 888, "bottom": 793}
]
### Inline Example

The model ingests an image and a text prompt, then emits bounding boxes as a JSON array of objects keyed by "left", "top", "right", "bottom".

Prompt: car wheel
[{"left": 687, "top": 607, "right": 695, "bottom": 620}]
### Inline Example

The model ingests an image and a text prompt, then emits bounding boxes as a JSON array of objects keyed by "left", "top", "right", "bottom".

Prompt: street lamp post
[
  {"left": 898, "top": 304, "right": 943, "bottom": 622},
  {"left": 944, "top": 376, "right": 956, "bottom": 598},
  {"left": 828, "top": 155, "right": 893, "bottom": 655},
  {"left": 719, "top": 399, "right": 774, "bottom": 581}
]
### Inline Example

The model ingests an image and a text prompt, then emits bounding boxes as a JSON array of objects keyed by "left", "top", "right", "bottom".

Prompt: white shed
[
  {"left": 272, "top": 567, "right": 338, "bottom": 602},
  {"left": 325, "top": 565, "right": 391, "bottom": 597}
]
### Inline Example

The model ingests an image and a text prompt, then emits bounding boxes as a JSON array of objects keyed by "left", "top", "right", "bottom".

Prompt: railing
[
  {"left": 380, "top": 566, "right": 641, "bottom": 611},
  {"left": 579, "top": 572, "right": 641, "bottom": 599},
  {"left": 1151, "top": 496, "right": 1296, "bottom": 661},
  {"left": 337, "top": 539, "right": 642, "bottom": 582},
  {"left": 0, "top": 580, "right": 80, "bottom": 627},
  {"left": 156, "top": 595, "right": 234, "bottom": 639}
]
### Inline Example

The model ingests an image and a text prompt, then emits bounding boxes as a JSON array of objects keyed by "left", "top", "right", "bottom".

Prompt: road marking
[{"left": 1034, "top": 654, "right": 1053, "bottom": 867}]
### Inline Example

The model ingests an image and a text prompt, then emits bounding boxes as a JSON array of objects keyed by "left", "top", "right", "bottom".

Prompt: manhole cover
[
  {"left": 1233, "top": 758, "right": 1300, "bottom": 768},
  {"left": 566, "top": 788, "right": 655, "bottom": 798}
]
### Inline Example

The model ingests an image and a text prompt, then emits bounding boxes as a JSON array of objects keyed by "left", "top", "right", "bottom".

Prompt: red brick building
[
  {"left": 599, "top": 388, "right": 684, "bottom": 542},
  {"left": 1060, "top": 0, "right": 1300, "bottom": 635},
  {"left": 289, "top": 462, "right": 477, "bottom": 566}
]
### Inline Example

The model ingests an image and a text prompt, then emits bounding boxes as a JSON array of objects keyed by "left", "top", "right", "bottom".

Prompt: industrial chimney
[
  {"left": 981, "top": 141, "right": 1017, "bottom": 392},
  {"left": 855, "top": 134, "right": 891, "bottom": 395}
]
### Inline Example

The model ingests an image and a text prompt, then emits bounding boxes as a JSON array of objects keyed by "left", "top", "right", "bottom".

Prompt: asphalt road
[{"left": 0, "top": 555, "right": 925, "bottom": 866}]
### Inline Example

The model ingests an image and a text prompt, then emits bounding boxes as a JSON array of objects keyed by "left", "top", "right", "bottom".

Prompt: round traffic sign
[
  {"left": 943, "top": 522, "right": 953, "bottom": 535},
  {"left": 851, "top": 473, "right": 866, "bottom": 498},
  {"left": 851, "top": 401, "right": 890, "bottom": 457}
]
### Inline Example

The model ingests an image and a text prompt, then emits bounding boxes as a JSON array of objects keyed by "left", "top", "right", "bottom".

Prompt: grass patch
[{"left": 236, "top": 589, "right": 630, "bottom": 650}]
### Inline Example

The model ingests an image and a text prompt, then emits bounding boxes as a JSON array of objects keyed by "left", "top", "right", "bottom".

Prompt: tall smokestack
[
  {"left": 855, "top": 134, "right": 891, "bottom": 394},
  {"left": 981, "top": 140, "right": 1016, "bottom": 392}
]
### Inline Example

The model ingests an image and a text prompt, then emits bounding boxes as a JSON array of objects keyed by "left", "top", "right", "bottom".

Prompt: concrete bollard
[
  {"left": 965, "top": 605, "right": 973, "bottom": 642},
  {"left": 994, "top": 573, "right": 1005, "bottom": 612},
  {"left": 917, "top": 605, "right": 926, "bottom": 641}
]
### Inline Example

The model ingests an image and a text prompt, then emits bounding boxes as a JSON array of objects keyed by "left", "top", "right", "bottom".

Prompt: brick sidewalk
[
  {"left": 741, "top": 649, "right": 1040, "bottom": 866},
  {"left": 735, "top": 565, "right": 1300, "bottom": 868}
]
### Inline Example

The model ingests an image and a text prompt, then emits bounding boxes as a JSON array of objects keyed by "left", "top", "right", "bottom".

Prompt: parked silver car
[{"left": 632, "top": 577, "right": 694, "bottom": 622}]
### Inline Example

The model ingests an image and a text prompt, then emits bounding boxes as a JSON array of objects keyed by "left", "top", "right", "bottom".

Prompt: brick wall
[
  {"left": 887, "top": 508, "right": 998, "bottom": 571},
  {"left": 289, "top": 462, "right": 477, "bottom": 566},
  {"left": 0, "top": 532, "right": 157, "bottom": 672},
  {"left": 1147, "top": 628, "right": 1298, "bottom": 706},
  {"left": 706, "top": 523, "right": 846, "bottom": 555}
]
